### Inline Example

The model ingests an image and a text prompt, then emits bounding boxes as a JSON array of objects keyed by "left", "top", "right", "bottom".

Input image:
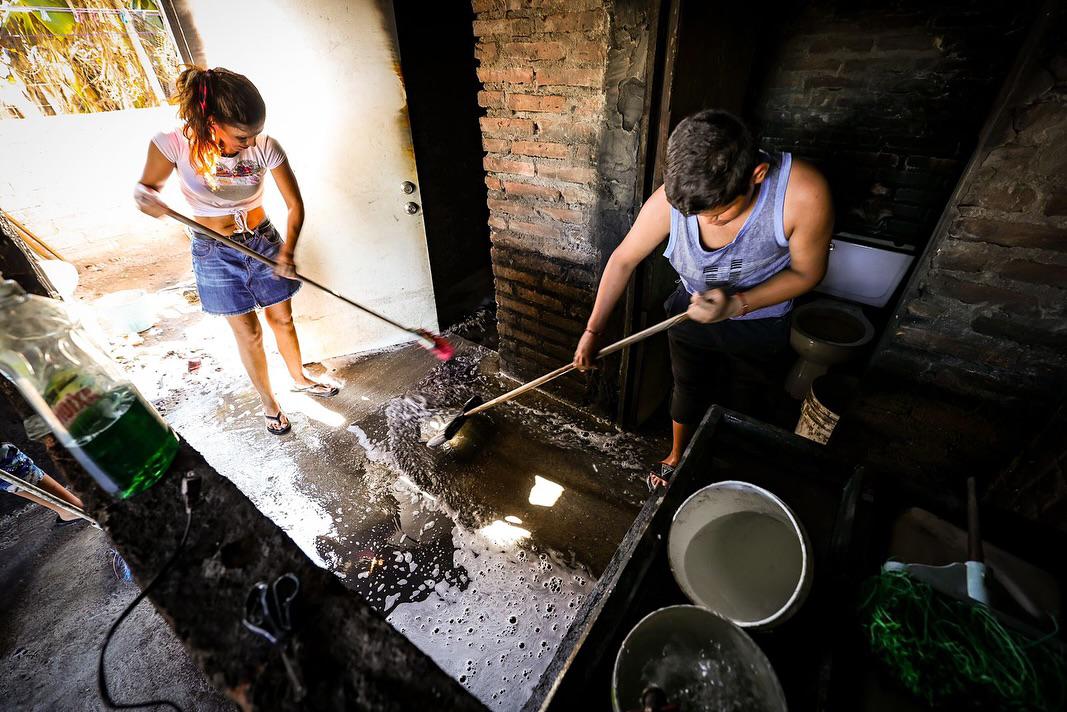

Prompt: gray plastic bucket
[
  {"left": 668, "top": 481, "right": 813, "bottom": 630},
  {"left": 611, "top": 605, "right": 786, "bottom": 712}
]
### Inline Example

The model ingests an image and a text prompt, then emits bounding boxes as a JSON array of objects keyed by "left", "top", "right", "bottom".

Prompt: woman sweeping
[{"left": 134, "top": 66, "right": 337, "bottom": 435}]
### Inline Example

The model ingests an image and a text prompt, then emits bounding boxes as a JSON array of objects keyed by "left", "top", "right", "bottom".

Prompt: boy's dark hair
[{"left": 664, "top": 110, "right": 759, "bottom": 216}]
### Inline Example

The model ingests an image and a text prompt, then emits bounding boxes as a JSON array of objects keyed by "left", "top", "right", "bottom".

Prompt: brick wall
[
  {"left": 472, "top": 0, "right": 653, "bottom": 403},
  {"left": 877, "top": 7, "right": 1067, "bottom": 405},
  {"left": 747, "top": 1, "right": 1033, "bottom": 250}
]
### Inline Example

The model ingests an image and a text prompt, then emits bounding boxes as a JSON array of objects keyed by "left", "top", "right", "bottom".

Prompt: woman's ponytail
[{"left": 174, "top": 65, "right": 266, "bottom": 187}]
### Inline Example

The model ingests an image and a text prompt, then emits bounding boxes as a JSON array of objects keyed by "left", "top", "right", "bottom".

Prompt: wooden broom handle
[
  {"left": 164, "top": 209, "right": 432, "bottom": 344},
  {"left": 464, "top": 312, "right": 690, "bottom": 417}
]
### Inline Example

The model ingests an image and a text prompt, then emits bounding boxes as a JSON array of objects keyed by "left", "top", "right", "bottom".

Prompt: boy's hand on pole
[
  {"left": 687, "top": 288, "right": 737, "bottom": 323},
  {"left": 573, "top": 329, "right": 599, "bottom": 371}
]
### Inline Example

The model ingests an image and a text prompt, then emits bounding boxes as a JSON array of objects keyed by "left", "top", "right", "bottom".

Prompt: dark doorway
[
  {"left": 393, "top": 2, "right": 493, "bottom": 330},
  {"left": 620, "top": 0, "right": 766, "bottom": 428}
]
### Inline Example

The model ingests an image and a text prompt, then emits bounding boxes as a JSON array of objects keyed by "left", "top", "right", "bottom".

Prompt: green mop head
[{"left": 859, "top": 569, "right": 1067, "bottom": 710}]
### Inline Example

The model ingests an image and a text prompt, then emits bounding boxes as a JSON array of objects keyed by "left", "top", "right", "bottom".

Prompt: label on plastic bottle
[{"left": 44, "top": 370, "right": 103, "bottom": 430}]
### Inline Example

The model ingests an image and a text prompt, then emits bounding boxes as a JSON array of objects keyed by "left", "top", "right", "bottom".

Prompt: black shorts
[{"left": 664, "top": 286, "right": 791, "bottom": 424}]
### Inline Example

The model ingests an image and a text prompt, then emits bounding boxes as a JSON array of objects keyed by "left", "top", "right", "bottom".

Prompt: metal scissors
[{"left": 243, "top": 573, "right": 306, "bottom": 701}]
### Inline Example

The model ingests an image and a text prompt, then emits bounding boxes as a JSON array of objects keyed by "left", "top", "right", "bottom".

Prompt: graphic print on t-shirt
[
  {"left": 212, "top": 158, "right": 265, "bottom": 201},
  {"left": 703, "top": 258, "right": 743, "bottom": 290}
]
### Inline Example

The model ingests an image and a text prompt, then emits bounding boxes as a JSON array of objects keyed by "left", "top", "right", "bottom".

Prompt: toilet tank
[{"left": 815, "top": 233, "right": 916, "bottom": 307}]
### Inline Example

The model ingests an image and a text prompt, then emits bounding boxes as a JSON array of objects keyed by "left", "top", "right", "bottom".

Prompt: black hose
[{"left": 98, "top": 476, "right": 200, "bottom": 712}]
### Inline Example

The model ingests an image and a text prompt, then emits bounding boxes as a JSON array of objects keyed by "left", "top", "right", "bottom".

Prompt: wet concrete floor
[{"left": 160, "top": 337, "right": 658, "bottom": 710}]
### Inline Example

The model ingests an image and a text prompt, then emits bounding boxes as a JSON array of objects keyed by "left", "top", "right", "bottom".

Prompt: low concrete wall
[{"left": 0, "top": 105, "right": 184, "bottom": 263}]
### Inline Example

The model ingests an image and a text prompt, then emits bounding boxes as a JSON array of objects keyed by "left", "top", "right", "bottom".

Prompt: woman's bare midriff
[{"left": 192, "top": 205, "right": 267, "bottom": 234}]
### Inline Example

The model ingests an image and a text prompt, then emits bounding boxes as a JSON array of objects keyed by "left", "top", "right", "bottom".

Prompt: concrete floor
[
  {"left": 3, "top": 236, "right": 660, "bottom": 711},
  {"left": 161, "top": 339, "right": 655, "bottom": 711},
  {"left": 0, "top": 504, "right": 234, "bottom": 711}
]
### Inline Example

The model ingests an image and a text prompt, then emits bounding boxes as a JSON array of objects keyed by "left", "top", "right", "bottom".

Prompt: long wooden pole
[
  {"left": 1, "top": 210, "right": 65, "bottom": 261},
  {"left": 164, "top": 209, "right": 438, "bottom": 349},
  {"left": 0, "top": 467, "right": 99, "bottom": 527},
  {"left": 464, "top": 312, "right": 690, "bottom": 417}
]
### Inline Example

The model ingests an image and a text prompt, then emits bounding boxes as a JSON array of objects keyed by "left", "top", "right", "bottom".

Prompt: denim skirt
[{"left": 188, "top": 219, "right": 301, "bottom": 316}]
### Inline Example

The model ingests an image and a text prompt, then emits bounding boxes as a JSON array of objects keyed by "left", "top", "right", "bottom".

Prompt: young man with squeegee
[{"left": 573, "top": 110, "right": 834, "bottom": 490}]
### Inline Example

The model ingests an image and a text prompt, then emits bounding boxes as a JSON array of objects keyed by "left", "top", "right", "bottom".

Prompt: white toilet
[{"left": 786, "top": 233, "right": 915, "bottom": 399}]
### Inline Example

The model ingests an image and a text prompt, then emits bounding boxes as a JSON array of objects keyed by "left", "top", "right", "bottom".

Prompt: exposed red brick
[
  {"left": 995, "top": 260, "right": 1067, "bottom": 288},
  {"left": 502, "top": 180, "right": 561, "bottom": 201},
  {"left": 955, "top": 218, "right": 1066, "bottom": 252},
  {"left": 477, "top": 67, "right": 535, "bottom": 84},
  {"left": 475, "top": 42, "right": 498, "bottom": 63},
  {"left": 488, "top": 215, "right": 508, "bottom": 230},
  {"left": 496, "top": 295, "right": 539, "bottom": 318},
  {"left": 537, "top": 205, "right": 585, "bottom": 223},
  {"left": 570, "top": 41, "right": 607, "bottom": 64},
  {"left": 572, "top": 95, "right": 602, "bottom": 117},
  {"left": 493, "top": 265, "right": 541, "bottom": 287},
  {"left": 525, "top": 0, "right": 604, "bottom": 12},
  {"left": 472, "top": 18, "right": 532, "bottom": 36},
  {"left": 573, "top": 145, "right": 595, "bottom": 162},
  {"left": 543, "top": 277, "right": 593, "bottom": 302},
  {"left": 972, "top": 315, "right": 1067, "bottom": 351},
  {"left": 511, "top": 141, "right": 569, "bottom": 159},
  {"left": 515, "top": 285, "right": 565, "bottom": 311},
  {"left": 482, "top": 137, "right": 509, "bottom": 153},
  {"left": 472, "top": 0, "right": 505, "bottom": 13},
  {"left": 543, "top": 9, "right": 607, "bottom": 33},
  {"left": 536, "top": 163, "right": 597, "bottom": 184},
  {"left": 484, "top": 155, "right": 536, "bottom": 176},
  {"left": 510, "top": 220, "right": 563, "bottom": 240},
  {"left": 479, "top": 117, "right": 535, "bottom": 137},
  {"left": 560, "top": 184, "right": 597, "bottom": 204},
  {"left": 485, "top": 175, "right": 503, "bottom": 191},
  {"left": 539, "top": 309, "right": 585, "bottom": 336},
  {"left": 534, "top": 118, "right": 599, "bottom": 142},
  {"left": 927, "top": 274, "right": 1038, "bottom": 316},
  {"left": 506, "top": 94, "right": 567, "bottom": 113},
  {"left": 477, "top": 90, "right": 504, "bottom": 109},
  {"left": 534, "top": 66, "right": 603, "bottom": 88},
  {"left": 501, "top": 41, "right": 567, "bottom": 62},
  {"left": 492, "top": 244, "right": 567, "bottom": 278},
  {"left": 487, "top": 198, "right": 537, "bottom": 218}
]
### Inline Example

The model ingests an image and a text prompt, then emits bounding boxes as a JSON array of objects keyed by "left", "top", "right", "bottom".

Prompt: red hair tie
[{"left": 199, "top": 71, "right": 211, "bottom": 114}]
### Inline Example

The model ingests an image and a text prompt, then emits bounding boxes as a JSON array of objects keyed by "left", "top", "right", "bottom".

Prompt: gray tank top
[{"left": 664, "top": 151, "right": 793, "bottom": 320}]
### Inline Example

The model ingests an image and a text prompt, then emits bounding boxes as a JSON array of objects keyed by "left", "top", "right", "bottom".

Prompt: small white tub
[
  {"left": 669, "top": 481, "right": 813, "bottom": 630},
  {"left": 93, "top": 289, "right": 157, "bottom": 334}
]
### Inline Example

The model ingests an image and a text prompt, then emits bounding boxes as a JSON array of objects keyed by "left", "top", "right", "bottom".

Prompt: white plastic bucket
[
  {"left": 669, "top": 481, "right": 813, "bottom": 630},
  {"left": 611, "top": 605, "right": 786, "bottom": 712},
  {"left": 93, "top": 289, "right": 157, "bottom": 334},
  {"left": 38, "top": 259, "right": 79, "bottom": 298}
]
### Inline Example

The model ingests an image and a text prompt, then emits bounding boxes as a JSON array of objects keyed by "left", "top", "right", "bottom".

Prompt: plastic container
[
  {"left": 668, "top": 481, "right": 813, "bottom": 630},
  {"left": 795, "top": 374, "right": 858, "bottom": 444},
  {"left": 93, "top": 289, "right": 157, "bottom": 334},
  {"left": 0, "top": 278, "right": 177, "bottom": 498},
  {"left": 612, "top": 605, "right": 786, "bottom": 712}
]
